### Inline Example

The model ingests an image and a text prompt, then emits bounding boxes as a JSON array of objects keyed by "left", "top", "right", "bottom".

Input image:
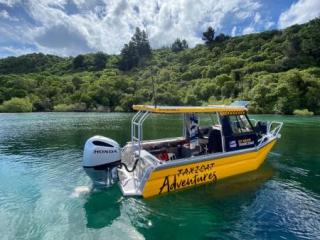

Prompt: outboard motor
[{"left": 83, "top": 136, "right": 121, "bottom": 187}]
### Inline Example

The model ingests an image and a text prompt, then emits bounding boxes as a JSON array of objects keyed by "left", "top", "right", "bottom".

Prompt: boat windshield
[
  {"left": 197, "top": 113, "right": 220, "bottom": 126},
  {"left": 229, "top": 115, "right": 254, "bottom": 135}
]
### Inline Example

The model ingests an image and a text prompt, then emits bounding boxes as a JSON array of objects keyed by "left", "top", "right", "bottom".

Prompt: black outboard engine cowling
[{"left": 83, "top": 136, "right": 121, "bottom": 186}]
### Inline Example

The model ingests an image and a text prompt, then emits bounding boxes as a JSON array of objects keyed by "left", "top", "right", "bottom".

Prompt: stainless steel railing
[{"left": 256, "top": 121, "right": 283, "bottom": 148}]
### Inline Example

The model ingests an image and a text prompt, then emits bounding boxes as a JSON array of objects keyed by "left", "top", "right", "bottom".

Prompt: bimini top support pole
[
  {"left": 131, "top": 110, "right": 150, "bottom": 159},
  {"left": 216, "top": 113, "right": 226, "bottom": 153}
]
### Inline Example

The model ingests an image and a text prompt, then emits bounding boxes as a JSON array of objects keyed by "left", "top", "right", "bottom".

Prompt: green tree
[
  {"left": 139, "top": 30, "right": 152, "bottom": 58},
  {"left": 119, "top": 27, "right": 152, "bottom": 71},
  {"left": 202, "top": 27, "right": 215, "bottom": 45},
  {"left": 215, "top": 33, "right": 230, "bottom": 43},
  {"left": 72, "top": 76, "right": 83, "bottom": 90},
  {"left": 171, "top": 39, "right": 188, "bottom": 52},
  {"left": 118, "top": 42, "right": 139, "bottom": 71},
  {"left": 93, "top": 52, "right": 108, "bottom": 70},
  {"left": 72, "top": 55, "right": 85, "bottom": 69},
  {"left": 299, "top": 18, "right": 320, "bottom": 61},
  {"left": 283, "top": 36, "right": 300, "bottom": 58}
]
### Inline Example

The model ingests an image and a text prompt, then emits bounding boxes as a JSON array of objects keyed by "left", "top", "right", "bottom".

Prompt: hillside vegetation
[{"left": 0, "top": 19, "right": 320, "bottom": 114}]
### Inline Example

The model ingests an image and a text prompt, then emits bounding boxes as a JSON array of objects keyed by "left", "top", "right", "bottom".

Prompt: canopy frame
[
  {"left": 132, "top": 105, "right": 247, "bottom": 115},
  {"left": 131, "top": 105, "right": 252, "bottom": 160}
]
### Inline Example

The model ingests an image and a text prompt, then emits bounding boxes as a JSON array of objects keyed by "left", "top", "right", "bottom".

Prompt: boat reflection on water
[
  {"left": 84, "top": 186, "right": 122, "bottom": 229},
  {"left": 83, "top": 162, "right": 274, "bottom": 230},
  {"left": 198, "top": 162, "right": 275, "bottom": 200}
]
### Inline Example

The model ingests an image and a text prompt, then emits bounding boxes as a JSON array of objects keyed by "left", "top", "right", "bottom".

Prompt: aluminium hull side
[{"left": 141, "top": 138, "right": 277, "bottom": 198}]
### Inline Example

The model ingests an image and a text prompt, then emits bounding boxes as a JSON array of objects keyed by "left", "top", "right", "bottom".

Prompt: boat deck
[{"left": 118, "top": 168, "right": 142, "bottom": 196}]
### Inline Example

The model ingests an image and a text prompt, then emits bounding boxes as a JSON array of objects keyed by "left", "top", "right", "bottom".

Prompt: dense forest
[{"left": 0, "top": 19, "right": 320, "bottom": 114}]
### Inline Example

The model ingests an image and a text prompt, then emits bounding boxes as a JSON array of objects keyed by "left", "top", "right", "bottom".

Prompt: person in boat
[
  {"left": 188, "top": 113, "right": 199, "bottom": 150},
  {"left": 185, "top": 113, "right": 223, "bottom": 155}
]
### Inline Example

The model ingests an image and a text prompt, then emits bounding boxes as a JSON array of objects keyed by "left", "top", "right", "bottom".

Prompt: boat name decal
[
  {"left": 159, "top": 163, "right": 217, "bottom": 194},
  {"left": 238, "top": 138, "right": 254, "bottom": 146}
]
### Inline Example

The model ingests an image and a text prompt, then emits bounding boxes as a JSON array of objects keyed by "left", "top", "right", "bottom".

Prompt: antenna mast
[{"left": 152, "top": 76, "right": 157, "bottom": 107}]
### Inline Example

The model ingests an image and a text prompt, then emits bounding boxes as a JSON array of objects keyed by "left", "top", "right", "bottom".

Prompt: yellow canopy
[{"left": 132, "top": 105, "right": 247, "bottom": 115}]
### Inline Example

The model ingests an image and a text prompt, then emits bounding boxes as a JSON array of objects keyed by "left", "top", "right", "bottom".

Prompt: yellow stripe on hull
[{"left": 142, "top": 139, "right": 277, "bottom": 198}]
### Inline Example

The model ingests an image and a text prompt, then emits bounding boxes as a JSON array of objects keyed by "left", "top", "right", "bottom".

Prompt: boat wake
[{"left": 71, "top": 186, "right": 91, "bottom": 198}]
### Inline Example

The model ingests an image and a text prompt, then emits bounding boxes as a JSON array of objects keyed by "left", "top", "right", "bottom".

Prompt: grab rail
[
  {"left": 268, "top": 121, "right": 283, "bottom": 137},
  {"left": 257, "top": 121, "right": 283, "bottom": 148}
]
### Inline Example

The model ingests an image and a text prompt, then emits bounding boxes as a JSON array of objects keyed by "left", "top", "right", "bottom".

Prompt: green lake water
[{"left": 0, "top": 112, "right": 319, "bottom": 240}]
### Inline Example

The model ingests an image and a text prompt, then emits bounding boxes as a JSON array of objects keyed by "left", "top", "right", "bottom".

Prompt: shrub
[
  {"left": 93, "top": 105, "right": 110, "bottom": 112},
  {"left": 72, "top": 102, "right": 87, "bottom": 112},
  {"left": 114, "top": 106, "right": 125, "bottom": 112},
  {"left": 53, "top": 104, "right": 74, "bottom": 112},
  {"left": 0, "top": 97, "right": 32, "bottom": 112},
  {"left": 293, "top": 109, "right": 314, "bottom": 116},
  {"left": 53, "top": 103, "right": 87, "bottom": 112}
]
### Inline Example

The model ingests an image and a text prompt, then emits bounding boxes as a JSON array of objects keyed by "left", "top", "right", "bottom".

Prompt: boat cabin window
[
  {"left": 141, "top": 112, "right": 223, "bottom": 162},
  {"left": 229, "top": 115, "right": 254, "bottom": 135},
  {"left": 183, "top": 113, "right": 223, "bottom": 155},
  {"left": 185, "top": 113, "right": 220, "bottom": 138},
  {"left": 221, "top": 114, "right": 257, "bottom": 152}
]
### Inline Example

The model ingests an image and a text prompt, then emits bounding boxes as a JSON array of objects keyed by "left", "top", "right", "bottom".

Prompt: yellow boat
[{"left": 82, "top": 103, "right": 283, "bottom": 198}]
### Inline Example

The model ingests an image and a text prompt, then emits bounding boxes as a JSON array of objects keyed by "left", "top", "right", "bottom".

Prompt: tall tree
[
  {"left": 119, "top": 42, "right": 138, "bottom": 71},
  {"left": 140, "top": 30, "right": 152, "bottom": 58},
  {"left": 93, "top": 52, "right": 108, "bottom": 70},
  {"left": 202, "top": 26, "right": 215, "bottom": 45},
  {"left": 181, "top": 39, "right": 188, "bottom": 49},
  {"left": 72, "top": 54, "right": 85, "bottom": 69},
  {"left": 119, "top": 27, "right": 152, "bottom": 71},
  {"left": 171, "top": 38, "right": 188, "bottom": 52}
]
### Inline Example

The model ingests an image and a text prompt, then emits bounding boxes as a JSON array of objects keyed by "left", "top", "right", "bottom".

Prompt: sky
[{"left": 0, "top": 0, "right": 319, "bottom": 58}]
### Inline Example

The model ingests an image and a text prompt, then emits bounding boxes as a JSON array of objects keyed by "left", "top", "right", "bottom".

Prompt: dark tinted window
[{"left": 229, "top": 115, "right": 254, "bottom": 134}]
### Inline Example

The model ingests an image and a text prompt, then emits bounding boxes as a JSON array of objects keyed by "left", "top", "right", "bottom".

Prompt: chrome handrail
[
  {"left": 257, "top": 121, "right": 283, "bottom": 148},
  {"left": 131, "top": 110, "right": 151, "bottom": 160},
  {"left": 268, "top": 121, "right": 283, "bottom": 137}
]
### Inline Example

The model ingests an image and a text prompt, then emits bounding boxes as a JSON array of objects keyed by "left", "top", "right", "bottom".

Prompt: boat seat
[
  {"left": 148, "top": 147, "right": 167, "bottom": 155},
  {"left": 207, "top": 128, "right": 222, "bottom": 153},
  {"left": 199, "top": 126, "right": 211, "bottom": 138}
]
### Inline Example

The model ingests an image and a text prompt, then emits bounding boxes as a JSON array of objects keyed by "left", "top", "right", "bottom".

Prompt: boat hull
[{"left": 142, "top": 139, "right": 277, "bottom": 198}]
